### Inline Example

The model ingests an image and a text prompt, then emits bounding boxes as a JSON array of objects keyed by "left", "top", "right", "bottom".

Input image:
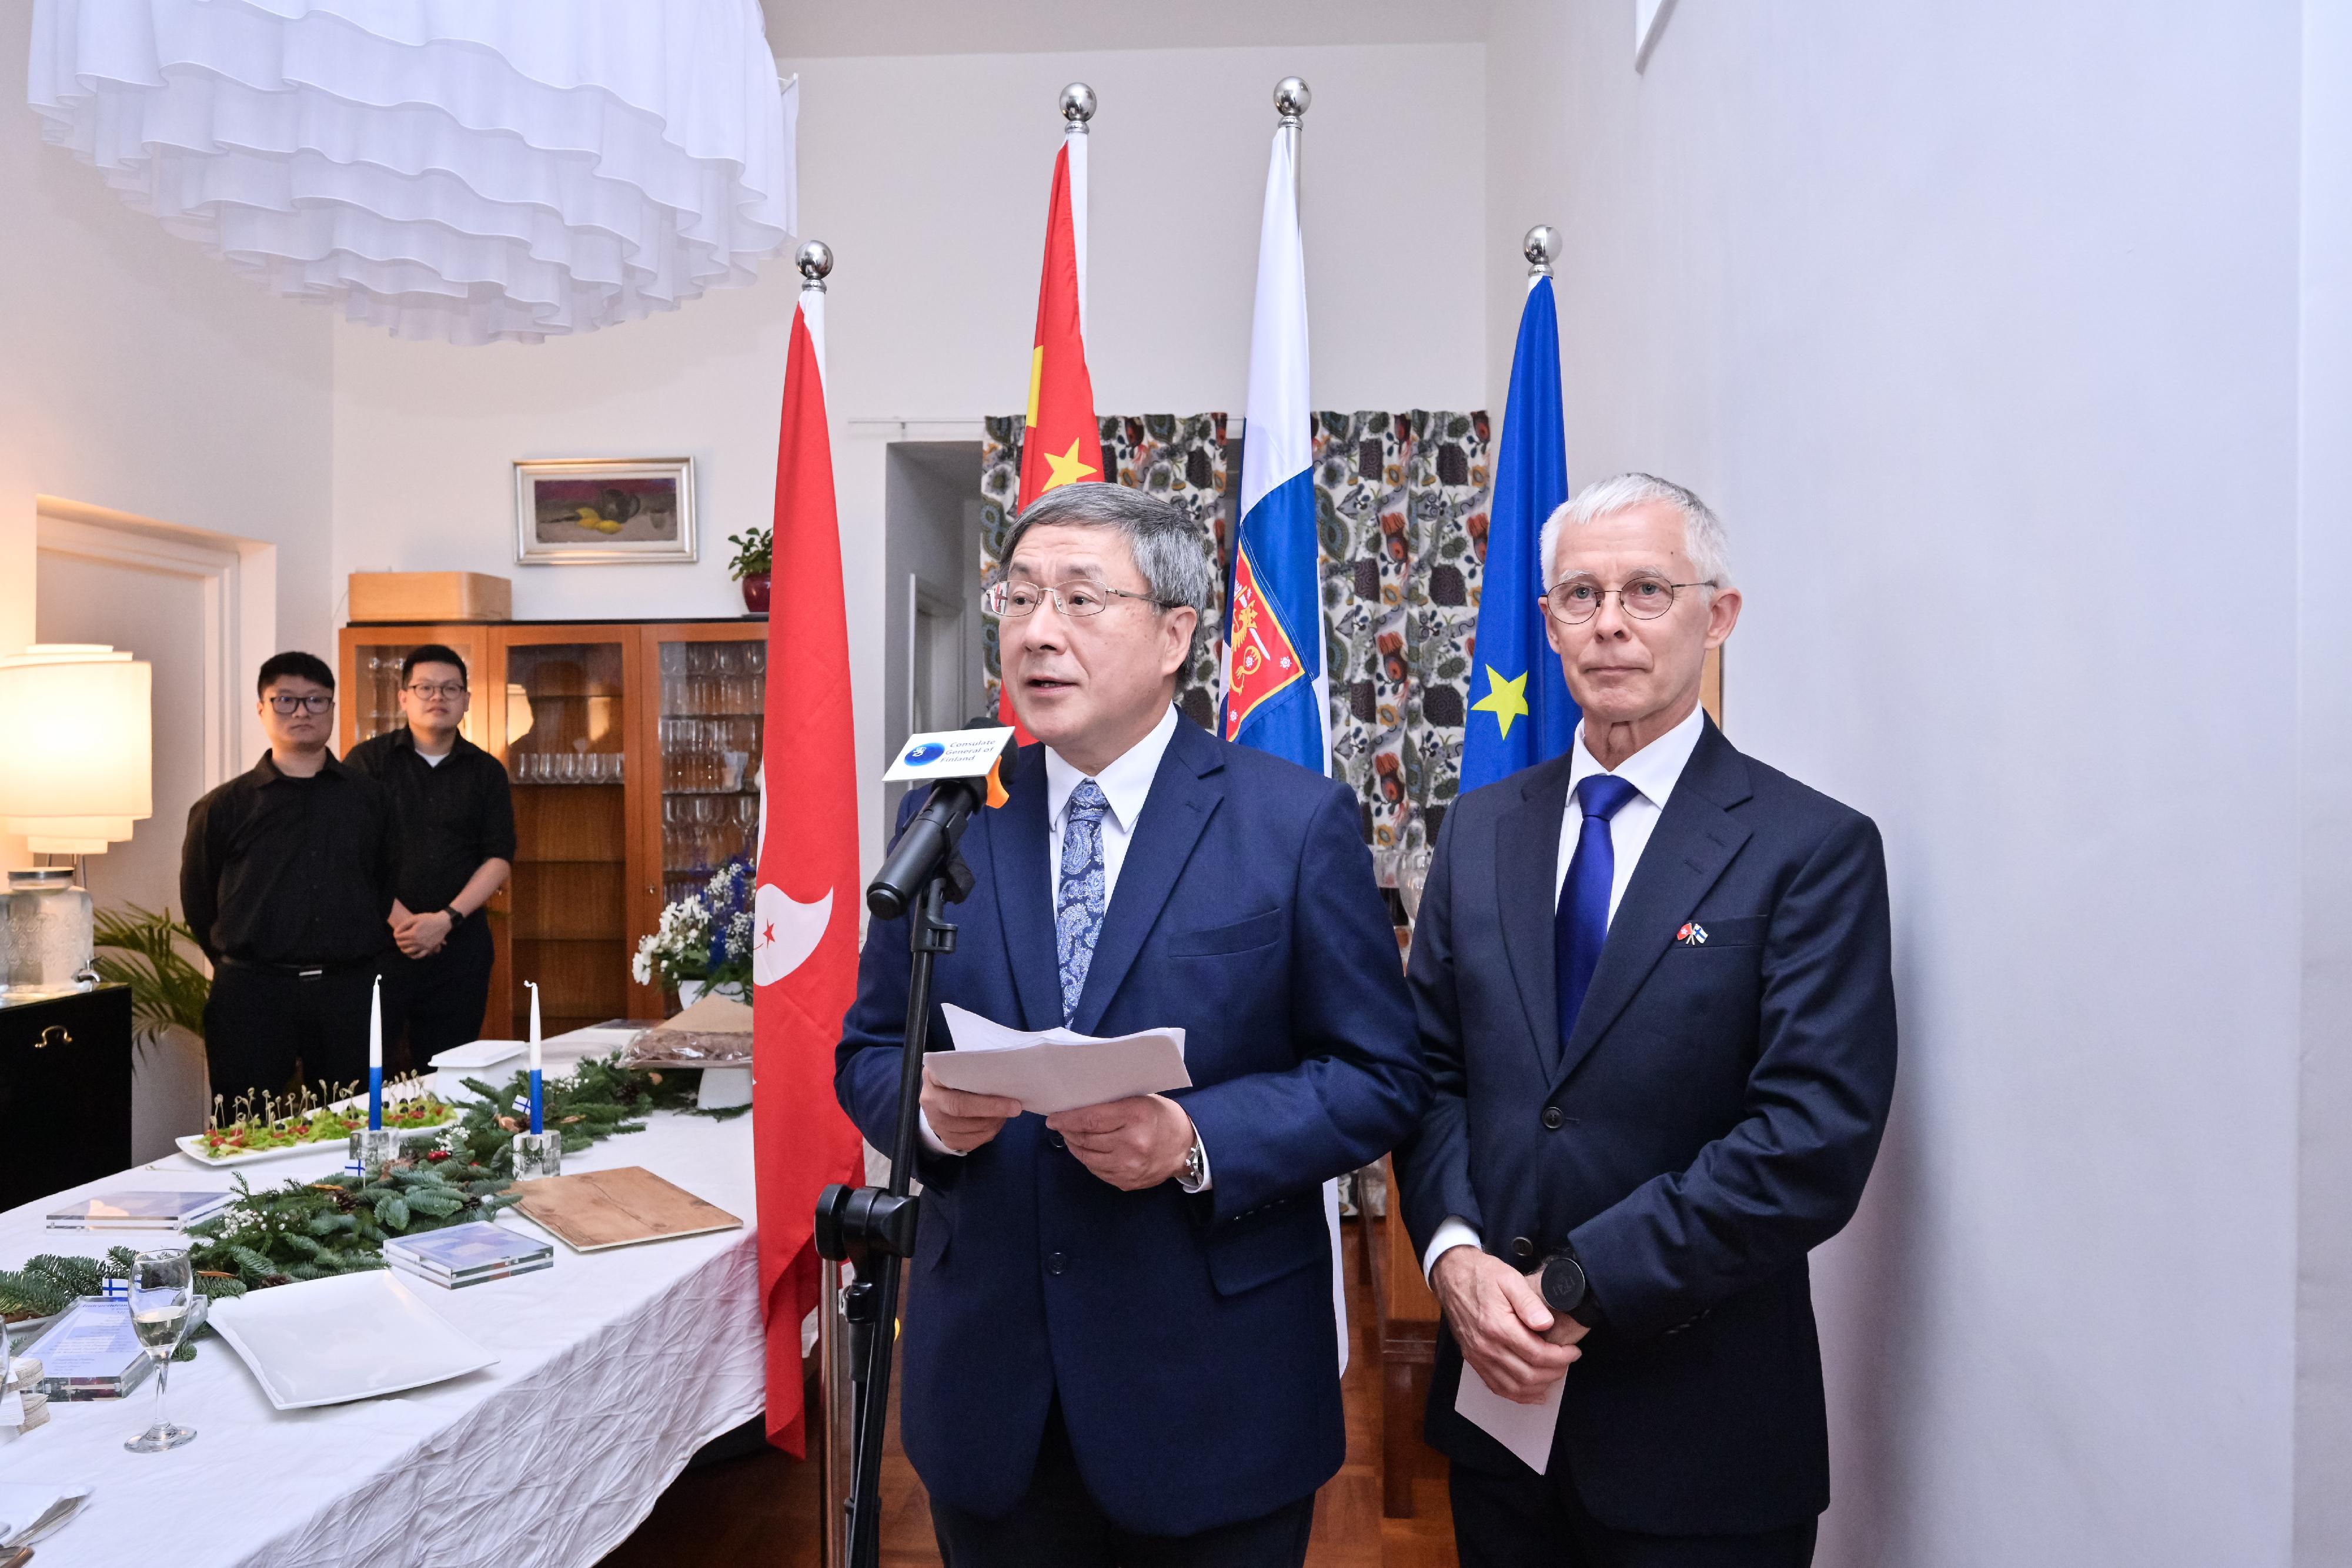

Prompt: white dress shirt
[
  {"left": 922, "top": 706, "right": 1207, "bottom": 1186},
  {"left": 1422, "top": 701, "right": 1709, "bottom": 1282}
]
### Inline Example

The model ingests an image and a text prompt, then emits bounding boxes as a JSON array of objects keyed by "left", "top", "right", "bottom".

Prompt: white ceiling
[{"left": 761, "top": 0, "right": 1493, "bottom": 59}]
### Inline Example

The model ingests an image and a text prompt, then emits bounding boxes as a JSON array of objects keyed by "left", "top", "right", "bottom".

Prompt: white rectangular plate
[{"left": 205, "top": 1269, "right": 497, "bottom": 1409}]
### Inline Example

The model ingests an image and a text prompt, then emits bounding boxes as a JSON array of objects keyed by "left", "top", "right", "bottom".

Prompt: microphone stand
[{"left": 814, "top": 868, "right": 955, "bottom": 1568}]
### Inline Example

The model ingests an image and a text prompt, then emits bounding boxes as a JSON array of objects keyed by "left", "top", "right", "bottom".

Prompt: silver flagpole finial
[
  {"left": 1274, "top": 76, "right": 1311, "bottom": 124},
  {"left": 1061, "top": 82, "right": 1097, "bottom": 128},
  {"left": 796, "top": 240, "right": 833, "bottom": 289},
  {"left": 1524, "top": 225, "right": 1562, "bottom": 277}
]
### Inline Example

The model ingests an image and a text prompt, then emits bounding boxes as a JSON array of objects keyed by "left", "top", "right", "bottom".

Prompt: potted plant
[
  {"left": 726, "top": 526, "right": 773, "bottom": 617},
  {"left": 631, "top": 858, "right": 756, "bottom": 1010}
]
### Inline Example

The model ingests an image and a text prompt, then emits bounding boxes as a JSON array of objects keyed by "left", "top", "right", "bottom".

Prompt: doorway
[{"left": 881, "top": 442, "right": 987, "bottom": 822}]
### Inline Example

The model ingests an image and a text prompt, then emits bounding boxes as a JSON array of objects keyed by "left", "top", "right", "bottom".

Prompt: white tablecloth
[{"left": 0, "top": 1085, "right": 765, "bottom": 1568}]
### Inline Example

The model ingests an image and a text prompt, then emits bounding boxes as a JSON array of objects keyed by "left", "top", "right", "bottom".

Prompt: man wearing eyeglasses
[
  {"left": 345, "top": 644, "right": 514, "bottom": 1071},
  {"left": 181, "top": 651, "right": 400, "bottom": 1108},
  {"left": 837, "top": 483, "right": 1423, "bottom": 1566},
  {"left": 1393, "top": 474, "right": 1897, "bottom": 1567}
]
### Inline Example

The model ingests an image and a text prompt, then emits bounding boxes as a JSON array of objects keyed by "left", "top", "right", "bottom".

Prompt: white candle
[
  {"left": 528, "top": 981, "right": 542, "bottom": 1073},
  {"left": 369, "top": 977, "right": 382, "bottom": 1069}
]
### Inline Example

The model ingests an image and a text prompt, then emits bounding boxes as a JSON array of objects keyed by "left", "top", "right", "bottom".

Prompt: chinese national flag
[
  {"left": 751, "top": 287, "right": 866, "bottom": 1456},
  {"left": 995, "top": 135, "right": 1104, "bottom": 767}
]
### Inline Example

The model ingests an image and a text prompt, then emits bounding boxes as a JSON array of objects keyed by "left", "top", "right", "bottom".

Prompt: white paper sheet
[
  {"left": 1454, "top": 1359, "right": 1566, "bottom": 1473},
  {"left": 930, "top": 1004, "right": 1190, "bottom": 1115}
]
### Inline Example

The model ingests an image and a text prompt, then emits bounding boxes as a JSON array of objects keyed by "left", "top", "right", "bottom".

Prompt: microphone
[{"left": 867, "top": 717, "right": 1018, "bottom": 920}]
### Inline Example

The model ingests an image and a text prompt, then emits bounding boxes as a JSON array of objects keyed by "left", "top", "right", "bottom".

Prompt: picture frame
[{"left": 513, "top": 457, "right": 697, "bottom": 566}]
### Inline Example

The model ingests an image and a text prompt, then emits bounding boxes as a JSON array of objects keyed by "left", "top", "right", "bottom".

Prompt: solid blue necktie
[{"left": 1555, "top": 773, "right": 1641, "bottom": 1053}]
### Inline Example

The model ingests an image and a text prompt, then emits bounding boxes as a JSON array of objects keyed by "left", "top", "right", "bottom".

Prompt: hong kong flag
[
  {"left": 751, "top": 273, "right": 865, "bottom": 1456},
  {"left": 991, "top": 123, "right": 1103, "bottom": 784}
]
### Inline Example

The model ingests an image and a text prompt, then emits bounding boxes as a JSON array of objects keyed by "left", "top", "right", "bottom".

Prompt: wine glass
[{"left": 124, "top": 1247, "right": 197, "bottom": 1452}]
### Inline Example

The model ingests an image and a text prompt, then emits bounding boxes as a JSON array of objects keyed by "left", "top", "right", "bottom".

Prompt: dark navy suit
[
  {"left": 836, "top": 715, "right": 1424, "bottom": 1538},
  {"left": 1395, "top": 717, "right": 1896, "bottom": 1543}
]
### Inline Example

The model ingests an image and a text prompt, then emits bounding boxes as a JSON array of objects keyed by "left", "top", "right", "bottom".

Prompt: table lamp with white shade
[{"left": 0, "top": 644, "right": 153, "bottom": 994}]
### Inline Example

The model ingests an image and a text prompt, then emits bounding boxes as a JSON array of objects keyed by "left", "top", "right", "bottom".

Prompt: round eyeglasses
[
  {"left": 404, "top": 681, "right": 467, "bottom": 700},
  {"left": 983, "top": 579, "right": 1180, "bottom": 618},
  {"left": 1542, "top": 574, "right": 1718, "bottom": 624}
]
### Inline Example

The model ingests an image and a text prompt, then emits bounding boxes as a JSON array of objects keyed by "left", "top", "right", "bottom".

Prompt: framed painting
[{"left": 514, "top": 457, "right": 697, "bottom": 565}]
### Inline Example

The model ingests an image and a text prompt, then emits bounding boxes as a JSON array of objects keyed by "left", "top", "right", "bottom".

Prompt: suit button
[
  {"left": 1048, "top": 1134, "right": 1067, "bottom": 1151},
  {"left": 1510, "top": 1236, "right": 1535, "bottom": 1260},
  {"left": 1046, "top": 1251, "right": 1067, "bottom": 1276},
  {"left": 1541, "top": 1106, "right": 1565, "bottom": 1131}
]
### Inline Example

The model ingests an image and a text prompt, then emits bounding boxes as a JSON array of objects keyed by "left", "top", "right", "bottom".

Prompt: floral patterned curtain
[{"left": 981, "top": 409, "right": 1491, "bottom": 881}]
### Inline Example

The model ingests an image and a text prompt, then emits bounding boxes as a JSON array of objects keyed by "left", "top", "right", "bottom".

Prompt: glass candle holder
[
  {"left": 513, "top": 1132, "right": 563, "bottom": 1181},
  {"left": 348, "top": 1127, "right": 399, "bottom": 1175}
]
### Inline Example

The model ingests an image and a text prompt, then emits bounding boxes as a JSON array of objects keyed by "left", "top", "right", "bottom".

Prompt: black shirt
[
  {"left": 179, "top": 751, "right": 400, "bottom": 967},
  {"left": 344, "top": 727, "right": 518, "bottom": 914}
]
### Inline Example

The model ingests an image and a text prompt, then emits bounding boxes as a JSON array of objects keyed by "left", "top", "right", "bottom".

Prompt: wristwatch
[
  {"left": 442, "top": 906, "right": 467, "bottom": 930},
  {"left": 1538, "top": 1249, "right": 1602, "bottom": 1328},
  {"left": 1178, "top": 1134, "right": 1208, "bottom": 1192}
]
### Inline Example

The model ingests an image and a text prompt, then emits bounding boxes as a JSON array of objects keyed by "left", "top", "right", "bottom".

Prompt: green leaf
[{"left": 373, "top": 1194, "right": 411, "bottom": 1231}]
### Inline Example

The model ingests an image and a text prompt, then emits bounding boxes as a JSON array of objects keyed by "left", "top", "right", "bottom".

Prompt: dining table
[{"left": 0, "top": 1027, "right": 769, "bottom": 1568}]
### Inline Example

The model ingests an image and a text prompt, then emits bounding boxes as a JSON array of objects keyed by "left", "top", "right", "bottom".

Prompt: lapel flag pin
[{"left": 1676, "top": 922, "right": 1709, "bottom": 947}]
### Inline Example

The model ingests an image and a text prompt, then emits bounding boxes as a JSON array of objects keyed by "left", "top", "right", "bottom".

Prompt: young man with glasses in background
[
  {"left": 346, "top": 644, "right": 514, "bottom": 1072},
  {"left": 181, "top": 651, "right": 400, "bottom": 1108}
]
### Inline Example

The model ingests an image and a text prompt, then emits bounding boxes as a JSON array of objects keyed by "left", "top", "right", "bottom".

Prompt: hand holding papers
[{"left": 930, "top": 1004, "right": 1190, "bottom": 1116}]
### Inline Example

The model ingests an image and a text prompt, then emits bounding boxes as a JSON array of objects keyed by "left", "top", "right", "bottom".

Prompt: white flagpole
[{"left": 1061, "top": 83, "right": 1094, "bottom": 343}]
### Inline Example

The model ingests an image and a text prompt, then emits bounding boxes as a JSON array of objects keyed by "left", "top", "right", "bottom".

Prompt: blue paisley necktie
[{"left": 1056, "top": 780, "right": 1111, "bottom": 1023}]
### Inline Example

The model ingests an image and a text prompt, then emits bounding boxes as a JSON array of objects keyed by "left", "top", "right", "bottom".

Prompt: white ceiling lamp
[{"left": 28, "top": 0, "right": 796, "bottom": 346}]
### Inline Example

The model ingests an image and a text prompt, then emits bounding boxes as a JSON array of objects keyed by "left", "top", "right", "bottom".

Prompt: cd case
[
  {"left": 382, "top": 1222, "right": 554, "bottom": 1288},
  {"left": 20, "top": 1298, "right": 155, "bottom": 1400},
  {"left": 45, "top": 1190, "right": 233, "bottom": 1231}
]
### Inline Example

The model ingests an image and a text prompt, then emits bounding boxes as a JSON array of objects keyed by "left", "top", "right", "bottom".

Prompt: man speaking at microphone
[{"left": 836, "top": 483, "right": 1424, "bottom": 1566}]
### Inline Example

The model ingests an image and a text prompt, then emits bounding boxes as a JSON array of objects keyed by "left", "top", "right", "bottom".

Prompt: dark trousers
[
  {"left": 1450, "top": 1462, "right": 1817, "bottom": 1568},
  {"left": 380, "top": 918, "right": 494, "bottom": 1074},
  {"left": 929, "top": 1400, "right": 1316, "bottom": 1568},
  {"left": 202, "top": 962, "right": 377, "bottom": 1109}
]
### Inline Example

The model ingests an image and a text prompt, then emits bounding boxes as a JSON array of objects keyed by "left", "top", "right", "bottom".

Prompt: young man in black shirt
[
  {"left": 346, "top": 644, "right": 514, "bottom": 1071},
  {"left": 181, "top": 651, "right": 399, "bottom": 1107}
]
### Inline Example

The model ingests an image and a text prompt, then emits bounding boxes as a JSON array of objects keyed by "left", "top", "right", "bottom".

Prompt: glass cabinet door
[
  {"left": 503, "top": 639, "right": 632, "bottom": 1039},
  {"left": 342, "top": 630, "right": 491, "bottom": 753},
  {"left": 655, "top": 637, "right": 766, "bottom": 909}
]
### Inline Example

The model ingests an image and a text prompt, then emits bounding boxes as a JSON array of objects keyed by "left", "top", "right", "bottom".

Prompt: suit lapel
[
  {"left": 1069, "top": 719, "right": 1224, "bottom": 1036},
  {"left": 1497, "top": 755, "right": 1576, "bottom": 1077},
  {"left": 987, "top": 745, "right": 1064, "bottom": 1031},
  {"left": 1551, "top": 720, "right": 1755, "bottom": 1091}
]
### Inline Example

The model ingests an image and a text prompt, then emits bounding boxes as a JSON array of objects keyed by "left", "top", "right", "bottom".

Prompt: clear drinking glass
[{"left": 125, "top": 1247, "right": 196, "bottom": 1452}]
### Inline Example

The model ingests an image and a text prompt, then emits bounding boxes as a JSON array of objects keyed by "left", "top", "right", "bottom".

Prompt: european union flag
[{"left": 1459, "top": 275, "right": 1576, "bottom": 793}]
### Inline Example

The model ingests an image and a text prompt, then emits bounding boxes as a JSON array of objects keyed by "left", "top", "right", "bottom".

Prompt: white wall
[
  {"left": 0, "top": 6, "right": 336, "bottom": 733},
  {"left": 1486, "top": 2, "right": 2319, "bottom": 1563},
  {"left": 330, "top": 40, "right": 1488, "bottom": 870}
]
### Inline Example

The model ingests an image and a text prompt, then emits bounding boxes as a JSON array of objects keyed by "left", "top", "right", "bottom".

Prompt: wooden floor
[{"left": 602, "top": 1223, "right": 1458, "bottom": 1567}]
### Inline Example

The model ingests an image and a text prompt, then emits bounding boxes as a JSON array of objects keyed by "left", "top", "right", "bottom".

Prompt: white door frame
[{"left": 35, "top": 495, "right": 277, "bottom": 791}]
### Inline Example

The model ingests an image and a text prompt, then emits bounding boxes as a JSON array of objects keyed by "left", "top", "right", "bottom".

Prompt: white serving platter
[
  {"left": 173, "top": 1093, "right": 458, "bottom": 1168},
  {"left": 205, "top": 1268, "right": 497, "bottom": 1410}
]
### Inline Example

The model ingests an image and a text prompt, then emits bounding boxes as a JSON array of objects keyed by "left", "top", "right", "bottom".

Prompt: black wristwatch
[
  {"left": 443, "top": 906, "right": 467, "bottom": 931},
  {"left": 1538, "top": 1251, "right": 1603, "bottom": 1329}
]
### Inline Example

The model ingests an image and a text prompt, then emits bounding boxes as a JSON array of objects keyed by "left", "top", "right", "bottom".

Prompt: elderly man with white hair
[{"left": 1394, "top": 473, "right": 1899, "bottom": 1567}]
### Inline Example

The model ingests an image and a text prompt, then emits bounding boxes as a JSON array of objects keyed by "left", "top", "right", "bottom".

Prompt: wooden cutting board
[{"left": 508, "top": 1166, "right": 743, "bottom": 1252}]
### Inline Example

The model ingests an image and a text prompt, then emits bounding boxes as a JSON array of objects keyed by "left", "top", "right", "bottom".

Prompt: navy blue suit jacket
[
  {"left": 836, "top": 715, "right": 1424, "bottom": 1536},
  {"left": 1394, "top": 717, "right": 1896, "bottom": 1534}
]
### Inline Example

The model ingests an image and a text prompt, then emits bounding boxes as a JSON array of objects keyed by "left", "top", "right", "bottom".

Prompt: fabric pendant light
[{"left": 28, "top": 0, "right": 796, "bottom": 346}]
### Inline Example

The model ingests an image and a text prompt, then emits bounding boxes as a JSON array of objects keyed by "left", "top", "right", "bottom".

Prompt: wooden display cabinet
[{"left": 338, "top": 619, "right": 768, "bottom": 1042}]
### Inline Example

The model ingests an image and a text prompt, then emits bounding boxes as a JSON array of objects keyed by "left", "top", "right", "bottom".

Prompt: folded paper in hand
[{"left": 931, "top": 1004, "right": 1190, "bottom": 1115}]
